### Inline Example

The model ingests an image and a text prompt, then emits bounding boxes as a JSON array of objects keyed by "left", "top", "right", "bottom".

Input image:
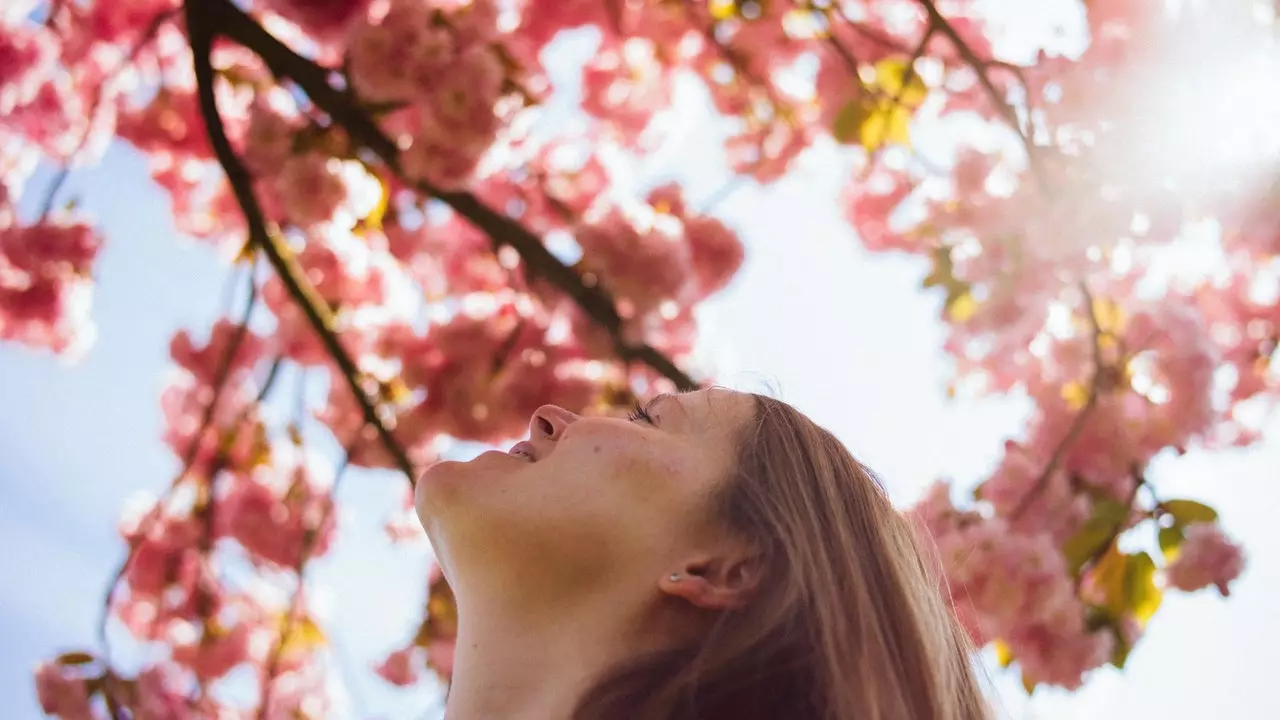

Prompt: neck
[{"left": 442, "top": 580, "right": 692, "bottom": 720}]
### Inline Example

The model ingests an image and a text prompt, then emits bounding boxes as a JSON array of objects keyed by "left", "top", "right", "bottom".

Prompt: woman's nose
[{"left": 531, "top": 405, "right": 578, "bottom": 441}]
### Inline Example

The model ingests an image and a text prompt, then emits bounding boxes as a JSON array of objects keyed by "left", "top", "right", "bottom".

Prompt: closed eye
[{"left": 627, "top": 402, "right": 656, "bottom": 424}]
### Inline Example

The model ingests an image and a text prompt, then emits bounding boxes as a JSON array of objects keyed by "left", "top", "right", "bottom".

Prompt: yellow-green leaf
[
  {"left": 1062, "top": 500, "right": 1127, "bottom": 574},
  {"left": 1125, "top": 551, "right": 1162, "bottom": 627},
  {"left": 946, "top": 290, "right": 978, "bottom": 322},
  {"left": 1090, "top": 545, "right": 1131, "bottom": 618},
  {"left": 709, "top": 0, "right": 737, "bottom": 20},
  {"left": 1161, "top": 499, "right": 1218, "bottom": 526},
  {"left": 280, "top": 614, "right": 328, "bottom": 657},
  {"left": 1061, "top": 380, "right": 1091, "bottom": 410},
  {"left": 359, "top": 173, "right": 393, "bottom": 235},
  {"left": 993, "top": 639, "right": 1014, "bottom": 668},
  {"left": 859, "top": 100, "right": 912, "bottom": 151},
  {"left": 922, "top": 250, "right": 952, "bottom": 289},
  {"left": 832, "top": 96, "right": 913, "bottom": 151},
  {"left": 1089, "top": 297, "right": 1127, "bottom": 335},
  {"left": 833, "top": 97, "right": 872, "bottom": 145},
  {"left": 1022, "top": 672, "right": 1037, "bottom": 695},
  {"left": 1158, "top": 524, "right": 1185, "bottom": 562},
  {"left": 872, "top": 57, "right": 929, "bottom": 108}
]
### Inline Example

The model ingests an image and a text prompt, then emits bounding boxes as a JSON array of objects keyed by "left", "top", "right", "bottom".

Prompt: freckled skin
[{"left": 414, "top": 388, "right": 754, "bottom": 599}]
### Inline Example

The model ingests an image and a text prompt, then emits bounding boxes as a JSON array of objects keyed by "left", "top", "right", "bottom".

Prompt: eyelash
[{"left": 627, "top": 403, "right": 655, "bottom": 424}]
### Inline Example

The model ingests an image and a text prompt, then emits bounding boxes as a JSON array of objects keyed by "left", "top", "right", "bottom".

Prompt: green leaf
[
  {"left": 56, "top": 651, "right": 96, "bottom": 666},
  {"left": 1161, "top": 499, "right": 1218, "bottom": 526},
  {"left": 1124, "top": 551, "right": 1162, "bottom": 627},
  {"left": 1062, "top": 500, "right": 1127, "bottom": 574},
  {"left": 1158, "top": 524, "right": 1185, "bottom": 562}
]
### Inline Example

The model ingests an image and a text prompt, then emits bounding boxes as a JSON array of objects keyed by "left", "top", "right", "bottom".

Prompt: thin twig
[
  {"left": 1010, "top": 282, "right": 1106, "bottom": 520},
  {"left": 97, "top": 258, "right": 264, "bottom": 666},
  {"left": 820, "top": 12, "right": 863, "bottom": 76},
  {"left": 912, "top": 0, "right": 1043, "bottom": 185},
  {"left": 257, "top": 446, "right": 354, "bottom": 718},
  {"left": 38, "top": 9, "right": 177, "bottom": 220},
  {"left": 891, "top": 24, "right": 936, "bottom": 107},
  {"left": 1073, "top": 466, "right": 1146, "bottom": 589}
]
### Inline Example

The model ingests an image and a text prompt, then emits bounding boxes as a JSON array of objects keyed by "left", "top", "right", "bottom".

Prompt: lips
[{"left": 508, "top": 440, "right": 537, "bottom": 462}]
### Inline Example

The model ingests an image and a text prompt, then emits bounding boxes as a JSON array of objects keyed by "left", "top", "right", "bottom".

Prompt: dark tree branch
[
  {"left": 186, "top": 0, "right": 419, "bottom": 484},
  {"left": 201, "top": 0, "right": 697, "bottom": 390}
]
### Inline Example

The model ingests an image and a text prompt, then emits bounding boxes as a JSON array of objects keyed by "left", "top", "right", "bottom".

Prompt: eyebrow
[{"left": 648, "top": 391, "right": 690, "bottom": 426}]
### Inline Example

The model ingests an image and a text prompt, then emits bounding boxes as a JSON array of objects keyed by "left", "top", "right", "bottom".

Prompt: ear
[{"left": 658, "top": 553, "right": 765, "bottom": 611}]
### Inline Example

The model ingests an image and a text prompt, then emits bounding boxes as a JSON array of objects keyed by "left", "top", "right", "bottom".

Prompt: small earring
[{"left": 669, "top": 573, "right": 681, "bottom": 582}]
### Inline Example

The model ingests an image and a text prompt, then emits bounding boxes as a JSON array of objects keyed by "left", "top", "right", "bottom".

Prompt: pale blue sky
[{"left": 2, "top": 18, "right": 1278, "bottom": 720}]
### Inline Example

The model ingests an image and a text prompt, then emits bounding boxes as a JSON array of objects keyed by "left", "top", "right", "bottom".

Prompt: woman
[{"left": 415, "top": 387, "right": 992, "bottom": 720}]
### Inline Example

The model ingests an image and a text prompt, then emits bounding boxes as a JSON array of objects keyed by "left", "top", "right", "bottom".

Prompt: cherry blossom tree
[{"left": 4, "top": 0, "right": 1272, "bottom": 716}]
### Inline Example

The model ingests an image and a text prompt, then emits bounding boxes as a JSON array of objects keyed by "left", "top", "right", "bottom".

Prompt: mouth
[{"left": 507, "top": 440, "right": 537, "bottom": 463}]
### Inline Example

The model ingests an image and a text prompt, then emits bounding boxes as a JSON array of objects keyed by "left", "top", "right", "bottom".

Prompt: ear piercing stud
[{"left": 669, "top": 573, "right": 681, "bottom": 582}]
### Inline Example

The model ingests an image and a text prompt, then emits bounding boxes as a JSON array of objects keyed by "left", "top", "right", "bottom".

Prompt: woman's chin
[{"left": 415, "top": 450, "right": 530, "bottom": 507}]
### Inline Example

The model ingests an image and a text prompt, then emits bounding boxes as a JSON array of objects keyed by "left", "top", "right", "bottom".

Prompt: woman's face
[{"left": 415, "top": 387, "right": 755, "bottom": 600}]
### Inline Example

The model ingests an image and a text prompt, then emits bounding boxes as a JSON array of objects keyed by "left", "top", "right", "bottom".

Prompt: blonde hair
[{"left": 571, "top": 394, "right": 992, "bottom": 720}]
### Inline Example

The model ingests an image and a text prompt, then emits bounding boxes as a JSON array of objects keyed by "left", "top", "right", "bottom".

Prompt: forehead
[{"left": 659, "top": 387, "right": 755, "bottom": 439}]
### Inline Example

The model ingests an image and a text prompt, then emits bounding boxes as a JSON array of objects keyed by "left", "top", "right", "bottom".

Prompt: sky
[{"left": 2, "top": 12, "right": 1280, "bottom": 720}]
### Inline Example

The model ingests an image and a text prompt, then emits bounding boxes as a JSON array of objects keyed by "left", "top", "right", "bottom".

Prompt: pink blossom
[
  {"left": 260, "top": 0, "right": 371, "bottom": 43},
  {"left": 0, "top": 18, "right": 58, "bottom": 116},
  {"left": 426, "top": 636, "right": 456, "bottom": 678},
  {"left": 171, "top": 619, "right": 253, "bottom": 680},
  {"left": 169, "top": 319, "right": 265, "bottom": 388},
  {"left": 116, "top": 87, "right": 211, "bottom": 161},
  {"left": 933, "top": 519, "right": 1080, "bottom": 642},
  {"left": 33, "top": 662, "right": 94, "bottom": 720},
  {"left": 1006, "top": 621, "right": 1114, "bottom": 690},
  {"left": 980, "top": 440, "right": 1091, "bottom": 544},
  {"left": 428, "top": 45, "right": 503, "bottom": 133},
  {"left": 683, "top": 215, "right": 744, "bottom": 298},
  {"left": 841, "top": 167, "right": 916, "bottom": 251},
  {"left": 242, "top": 96, "right": 299, "bottom": 177},
  {"left": 580, "top": 44, "right": 671, "bottom": 143},
  {"left": 216, "top": 460, "right": 337, "bottom": 569},
  {"left": 126, "top": 664, "right": 190, "bottom": 720},
  {"left": 273, "top": 152, "right": 350, "bottom": 227},
  {"left": 0, "top": 219, "right": 103, "bottom": 355},
  {"left": 122, "top": 515, "right": 202, "bottom": 598},
  {"left": 375, "top": 646, "right": 421, "bottom": 686},
  {"left": 346, "top": 1, "right": 445, "bottom": 103},
  {"left": 1165, "top": 523, "right": 1245, "bottom": 596},
  {"left": 402, "top": 111, "right": 494, "bottom": 190},
  {"left": 575, "top": 208, "right": 691, "bottom": 315}
]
